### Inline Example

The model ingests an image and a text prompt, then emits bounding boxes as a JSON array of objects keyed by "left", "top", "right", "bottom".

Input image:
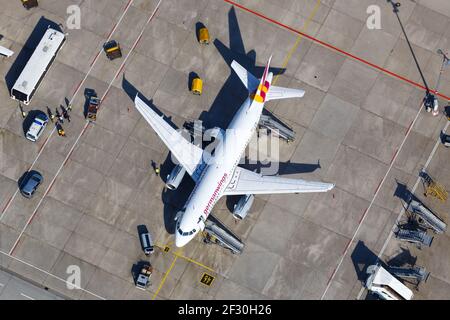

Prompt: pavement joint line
[
  {"left": 0, "top": 249, "right": 106, "bottom": 300},
  {"left": 225, "top": 0, "right": 450, "bottom": 101},
  {"left": 272, "top": 0, "right": 321, "bottom": 85},
  {"left": 320, "top": 101, "right": 426, "bottom": 300},
  {"left": 0, "top": 0, "right": 136, "bottom": 223},
  {"left": 7, "top": 0, "right": 163, "bottom": 257},
  {"left": 152, "top": 255, "right": 178, "bottom": 300},
  {"left": 356, "top": 117, "right": 450, "bottom": 300}
]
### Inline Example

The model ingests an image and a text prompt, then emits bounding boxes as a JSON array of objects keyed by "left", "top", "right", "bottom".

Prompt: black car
[{"left": 19, "top": 171, "right": 43, "bottom": 198}]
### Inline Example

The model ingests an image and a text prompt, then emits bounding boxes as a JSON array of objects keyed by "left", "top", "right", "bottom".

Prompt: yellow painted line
[
  {"left": 273, "top": 0, "right": 321, "bottom": 85},
  {"left": 172, "top": 250, "right": 215, "bottom": 273},
  {"left": 155, "top": 242, "right": 215, "bottom": 273},
  {"left": 152, "top": 255, "right": 178, "bottom": 300}
]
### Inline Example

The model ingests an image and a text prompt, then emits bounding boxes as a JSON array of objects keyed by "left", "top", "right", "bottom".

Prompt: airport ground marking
[
  {"left": 0, "top": 249, "right": 106, "bottom": 300},
  {"left": 155, "top": 243, "right": 215, "bottom": 273},
  {"left": 0, "top": 0, "right": 135, "bottom": 223},
  {"left": 20, "top": 293, "right": 35, "bottom": 300},
  {"left": 7, "top": 0, "right": 163, "bottom": 256},
  {"left": 152, "top": 255, "right": 178, "bottom": 300},
  {"left": 272, "top": 0, "right": 321, "bottom": 85},
  {"left": 225, "top": 0, "right": 450, "bottom": 101},
  {"left": 356, "top": 117, "right": 450, "bottom": 300},
  {"left": 320, "top": 101, "right": 427, "bottom": 300}
]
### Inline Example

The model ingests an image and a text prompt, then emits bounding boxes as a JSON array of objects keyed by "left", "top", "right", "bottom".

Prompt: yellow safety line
[
  {"left": 273, "top": 0, "right": 321, "bottom": 85},
  {"left": 172, "top": 251, "right": 215, "bottom": 273},
  {"left": 152, "top": 255, "right": 178, "bottom": 300},
  {"left": 155, "top": 243, "right": 215, "bottom": 273}
]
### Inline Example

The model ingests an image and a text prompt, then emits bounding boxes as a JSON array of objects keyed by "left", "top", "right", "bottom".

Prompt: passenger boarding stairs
[
  {"left": 407, "top": 200, "right": 447, "bottom": 234},
  {"left": 395, "top": 229, "right": 433, "bottom": 248},
  {"left": 203, "top": 215, "right": 244, "bottom": 254}
]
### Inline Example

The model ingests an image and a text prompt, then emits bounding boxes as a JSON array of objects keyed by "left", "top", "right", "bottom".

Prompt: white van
[
  {"left": 140, "top": 232, "right": 154, "bottom": 255},
  {"left": 26, "top": 114, "right": 48, "bottom": 142}
]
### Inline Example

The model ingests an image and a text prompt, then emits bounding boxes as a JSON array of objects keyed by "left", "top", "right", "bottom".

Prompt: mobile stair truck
[{"left": 365, "top": 264, "right": 414, "bottom": 300}]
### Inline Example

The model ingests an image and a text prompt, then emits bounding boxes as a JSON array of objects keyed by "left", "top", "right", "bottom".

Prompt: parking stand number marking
[{"left": 200, "top": 273, "right": 215, "bottom": 286}]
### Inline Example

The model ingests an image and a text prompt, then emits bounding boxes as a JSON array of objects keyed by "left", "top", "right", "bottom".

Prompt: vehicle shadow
[{"left": 5, "top": 17, "right": 63, "bottom": 91}]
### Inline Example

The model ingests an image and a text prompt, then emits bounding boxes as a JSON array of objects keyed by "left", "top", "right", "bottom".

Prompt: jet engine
[
  {"left": 166, "top": 164, "right": 186, "bottom": 190},
  {"left": 232, "top": 194, "right": 255, "bottom": 220}
]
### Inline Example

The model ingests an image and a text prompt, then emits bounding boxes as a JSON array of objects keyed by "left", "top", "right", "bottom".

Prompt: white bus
[{"left": 11, "top": 27, "right": 66, "bottom": 105}]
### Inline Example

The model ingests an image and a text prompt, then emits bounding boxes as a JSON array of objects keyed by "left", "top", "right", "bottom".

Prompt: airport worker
[
  {"left": 47, "top": 107, "right": 55, "bottom": 122},
  {"left": 62, "top": 106, "right": 70, "bottom": 123},
  {"left": 55, "top": 108, "right": 64, "bottom": 123},
  {"left": 155, "top": 167, "right": 160, "bottom": 176}
]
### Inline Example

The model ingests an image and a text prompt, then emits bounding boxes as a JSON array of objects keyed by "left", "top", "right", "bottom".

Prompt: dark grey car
[{"left": 19, "top": 171, "right": 43, "bottom": 198}]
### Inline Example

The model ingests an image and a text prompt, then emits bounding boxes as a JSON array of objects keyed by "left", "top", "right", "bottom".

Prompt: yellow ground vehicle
[{"left": 104, "top": 40, "right": 122, "bottom": 60}]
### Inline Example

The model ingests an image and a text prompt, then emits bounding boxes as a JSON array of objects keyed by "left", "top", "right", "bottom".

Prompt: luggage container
[
  {"left": 198, "top": 27, "right": 210, "bottom": 45},
  {"left": 191, "top": 77, "right": 203, "bottom": 95},
  {"left": 103, "top": 40, "right": 122, "bottom": 60}
]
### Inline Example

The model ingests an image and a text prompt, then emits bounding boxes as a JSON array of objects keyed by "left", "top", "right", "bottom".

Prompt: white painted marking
[
  {"left": 0, "top": 249, "right": 105, "bottom": 300},
  {"left": 0, "top": 0, "right": 135, "bottom": 223},
  {"left": 321, "top": 103, "right": 426, "bottom": 300},
  {"left": 356, "top": 119, "right": 450, "bottom": 300},
  {"left": 20, "top": 293, "right": 35, "bottom": 300},
  {"left": 7, "top": 0, "right": 163, "bottom": 257}
]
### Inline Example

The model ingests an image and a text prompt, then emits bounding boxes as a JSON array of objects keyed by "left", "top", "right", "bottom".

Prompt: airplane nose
[{"left": 175, "top": 234, "right": 189, "bottom": 247}]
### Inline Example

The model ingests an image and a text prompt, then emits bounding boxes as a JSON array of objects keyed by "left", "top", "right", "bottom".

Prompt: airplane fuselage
[{"left": 175, "top": 74, "right": 272, "bottom": 247}]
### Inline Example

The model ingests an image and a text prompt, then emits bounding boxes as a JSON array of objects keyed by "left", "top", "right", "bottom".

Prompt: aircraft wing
[
  {"left": 223, "top": 167, "right": 334, "bottom": 195},
  {"left": 266, "top": 86, "right": 305, "bottom": 102},
  {"left": 135, "top": 95, "right": 204, "bottom": 181}
]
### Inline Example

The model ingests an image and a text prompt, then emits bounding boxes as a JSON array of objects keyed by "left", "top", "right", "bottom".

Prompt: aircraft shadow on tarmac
[{"left": 122, "top": 7, "right": 325, "bottom": 235}]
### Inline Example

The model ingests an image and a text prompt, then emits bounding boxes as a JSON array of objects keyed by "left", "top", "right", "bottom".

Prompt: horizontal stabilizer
[
  {"left": 224, "top": 167, "right": 334, "bottom": 195},
  {"left": 0, "top": 45, "right": 14, "bottom": 57},
  {"left": 231, "top": 60, "right": 259, "bottom": 92},
  {"left": 266, "top": 86, "right": 305, "bottom": 101}
]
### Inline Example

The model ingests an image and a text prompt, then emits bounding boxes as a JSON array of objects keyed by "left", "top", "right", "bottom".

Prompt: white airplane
[
  {"left": 134, "top": 56, "right": 335, "bottom": 247},
  {"left": 0, "top": 45, "right": 14, "bottom": 58}
]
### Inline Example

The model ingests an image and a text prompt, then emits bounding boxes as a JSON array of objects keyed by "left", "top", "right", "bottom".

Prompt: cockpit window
[{"left": 177, "top": 225, "right": 196, "bottom": 236}]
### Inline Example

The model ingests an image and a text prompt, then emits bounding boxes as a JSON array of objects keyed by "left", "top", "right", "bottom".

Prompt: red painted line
[
  {"left": 72, "top": 80, "right": 83, "bottom": 96},
  {"left": 90, "top": 51, "right": 101, "bottom": 67},
  {"left": 9, "top": 239, "right": 20, "bottom": 256},
  {"left": 1, "top": 195, "right": 14, "bottom": 214},
  {"left": 406, "top": 119, "right": 415, "bottom": 135},
  {"left": 29, "top": 210, "right": 38, "bottom": 224},
  {"left": 374, "top": 179, "right": 383, "bottom": 195},
  {"left": 115, "top": 64, "right": 126, "bottom": 80},
  {"left": 105, "top": 22, "right": 118, "bottom": 40},
  {"left": 342, "top": 239, "right": 352, "bottom": 255},
  {"left": 326, "top": 265, "right": 338, "bottom": 287},
  {"left": 358, "top": 207, "right": 369, "bottom": 224},
  {"left": 225, "top": 0, "right": 450, "bottom": 101},
  {"left": 46, "top": 177, "right": 57, "bottom": 195},
  {"left": 390, "top": 148, "right": 399, "bottom": 165}
]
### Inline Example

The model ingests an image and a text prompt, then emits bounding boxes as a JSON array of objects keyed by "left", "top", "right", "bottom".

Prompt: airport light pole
[
  {"left": 436, "top": 49, "right": 450, "bottom": 116},
  {"left": 387, "top": 0, "right": 437, "bottom": 113}
]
